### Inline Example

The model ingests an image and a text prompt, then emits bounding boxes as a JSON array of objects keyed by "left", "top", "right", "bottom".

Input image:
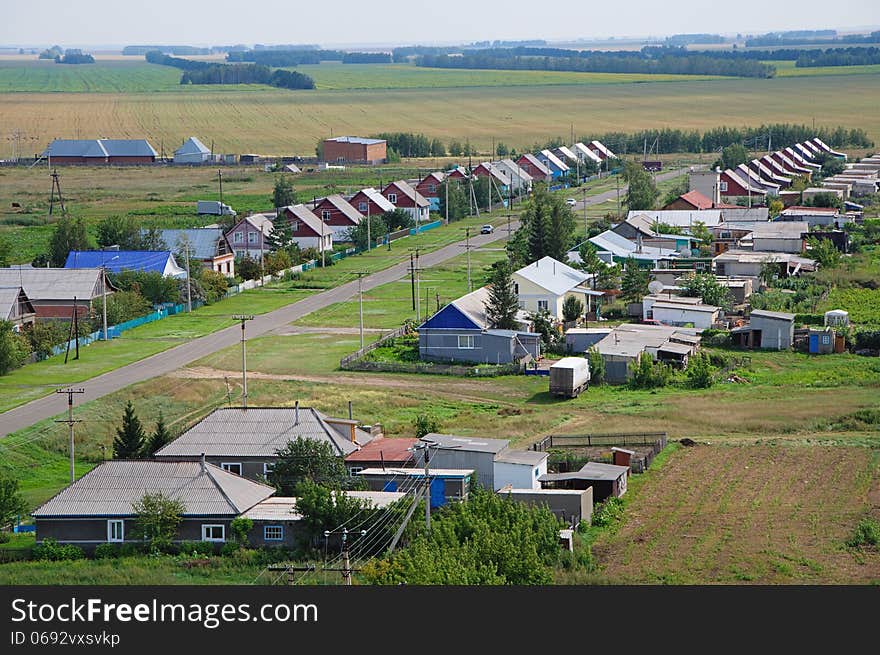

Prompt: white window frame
[
  {"left": 247, "top": 232, "right": 257, "bottom": 244},
  {"left": 719, "top": 181, "right": 728, "bottom": 192},
  {"left": 233, "top": 232, "right": 243, "bottom": 243},
  {"left": 202, "top": 524, "right": 225, "bottom": 542},
  {"left": 235, "top": 250, "right": 245, "bottom": 258},
  {"left": 263, "top": 462, "right": 274, "bottom": 478},
  {"left": 427, "top": 184, "right": 436, "bottom": 193},
  {"left": 263, "top": 525, "right": 284, "bottom": 541},
  {"left": 107, "top": 519, "right": 124, "bottom": 542},
  {"left": 537, "top": 300, "right": 549, "bottom": 312},
  {"left": 358, "top": 202, "right": 368, "bottom": 212},
  {"left": 349, "top": 466, "right": 364, "bottom": 476},
  {"left": 291, "top": 220, "right": 300, "bottom": 231},
  {"left": 388, "top": 193, "right": 397, "bottom": 204},
  {"left": 322, "top": 210, "right": 332, "bottom": 221},
  {"left": 221, "top": 462, "right": 242, "bottom": 476},
  {"left": 458, "top": 335, "right": 475, "bottom": 349}
]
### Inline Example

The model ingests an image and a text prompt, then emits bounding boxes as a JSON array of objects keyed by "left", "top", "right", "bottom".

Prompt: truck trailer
[
  {"left": 549, "top": 357, "right": 591, "bottom": 398},
  {"left": 197, "top": 200, "right": 237, "bottom": 217}
]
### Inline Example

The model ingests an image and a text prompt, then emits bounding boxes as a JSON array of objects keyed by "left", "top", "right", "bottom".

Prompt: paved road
[{"left": 0, "top": 168, "right": 686, "bottom": 436}]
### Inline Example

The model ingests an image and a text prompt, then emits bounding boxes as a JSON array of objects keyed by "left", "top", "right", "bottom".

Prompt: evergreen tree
[
  {"left": 485, "top": 260, "right": 520, "bottom": 329},
  {"left": 144, "top": 411, "right": 173, "bottom": 457},
  {"left": 522, "top": 184, "right": 552, "bottom": 262},
  {"left": 620, "top": 257, "right": 649, "bottom": 304},
  {"left": 265, "top": 216, "right": 296, "bottom": 255},
  {"left": 545, "top": 195, "right": 577, "bottom": 261},
  {"left": 113, "top": 400, "right": 146, "bottom": 459},
  {"left": 562, "top": 295, "right": 584, "bottom": 323},
  {"left": 48, "top": 216, "right": 93, "bottom": 267},
  {"left": 271, "top": 176, "right": 296, "bottom": 209},
  {"left": 438, "top": 179, "right": 470, "bottom": 222},
  {"left": 622, "top": 161, "right": 659, "bottom": 212},
  {"left": 576, "top": 242, "right": 605, "bottom": 289}
]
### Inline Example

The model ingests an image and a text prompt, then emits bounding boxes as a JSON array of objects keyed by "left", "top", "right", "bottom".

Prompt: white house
[
  {"left": 173, "top": 137, "right": 211, "bottom": 164},
  {"left": 493, "top": 159, "right": 533, "bottom": 193},
  {"left": 512, "top": 256, "right": 593, "bottom": 321},
  {"left": 572, "top": 142, "right": 603, "bottom": 165},
  {"left": 493, "top": 450, "right": 548, "bottom": 491},
  {"left": 649, "top": 300, "right": 721, "bottom": 329},
  {"left": 277, "top": 204, "right": 334, "bottom": 253}
]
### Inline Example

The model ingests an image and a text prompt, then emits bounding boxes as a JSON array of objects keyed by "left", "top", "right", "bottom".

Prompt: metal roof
[
  {"left": 32, "top": 460, "right": 274, "bottom": 518},
  {"left": 356, "top": 467, "right": 474, "bottom": 478},
  {"left": 553, "top": 146, "right": 578, "bottom": 163},
  {"left": 494, "top": 159, "right": 534, "bottom": 182},
  {"left": 750, "top": 309, "right": 796, "bottom": 321},
  {"left": 652, "top": 301, "right": 719, "bottom": 313},
  {"left": 587, "top": 230, "right": 678, "bottom": 261},
  {"left": 658, "top": 341, "right": 695, "bottom": 355},
  {"left": 513, "top": 256, "right": 590, "bottom": 296},
  {"left": 100, "top": 139, "right": 158, "bottom": 157},
  {"left": 174, "top": 136, "right": 210, "bottom": 156},
  {"left": 495, "top": 449, "right": 548, "bottom": 466},
  {"left": 318, "top": 195, "right": 364, "bottom": 223},
  {"left": 0, "top": 286, "right": 34, "bottom": 320},
  {"left": 282, "top": 204, "right": 326, "bottom": 235},
  {"left": 502, "top": 488, "right": 588, "bottom": 496},
  {"left": 155, "top": 406, "right": 373, "bottom": 458},
  {"left": 750, "top": 222, "right": 808, "bottom": 239},
  {"left": 64, "top": 250, "right": 183, "bottom": 277},
  {"left": 159, "top": 229, "right": 228, "bottom": 261},
  {"left": 589, "top": 140, "right": 616, "bottom": 158},
  {"left": 324, "top": 136, "right": 385, "bottom": 145},
  {"left": 383, "top": 180, "right": 429, "bottom": 208},
  {"left": 242, "top": 491, "right": 406, "bottom": 521},
  {"left": 628, "top": 210, "right": 723, "bottom": 229},
  {"left": 421, "top": 433, "right": 509, "bottom": 454},
  {"left": 350, "top": 187, "right": 396, "bottom": 213},
  {"left": 518, "top": 153, "right": 551, "bottom": 176},
  {"left": 540, "top": 461, "right": 628, "bottom": 482},
  {"left": 572, "top": 142, "right": 603, "bottom": 163},
  {"left": 345, "top": 437, "right": 419, "bottom": 463},
  {"left": 539, "top": 149, "right": 569, "bottom": 172},
  {"left": 0, "top": 267, "right": 104, "bottom": 302}
]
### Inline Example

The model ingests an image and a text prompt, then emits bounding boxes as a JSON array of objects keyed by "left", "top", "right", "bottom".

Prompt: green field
[{"left": 770, "top": 61, "right": 880, "bottom": 77}]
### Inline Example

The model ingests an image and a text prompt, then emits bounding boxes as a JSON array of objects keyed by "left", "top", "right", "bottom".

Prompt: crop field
[
  {"left": 0, "top": 58, "right": 180, "bottom": 93},
  {"left": 1, "top": 58, "right": 878, "bottom": 155},
  {"left": 591, "top": 444, "right": 880, "bottom": 584},
  {"left": 820, "top": 288, "right": 880, "bottom": 326},
  {"left": 771, "top": 61, "right": 880, "bottom": 77}
]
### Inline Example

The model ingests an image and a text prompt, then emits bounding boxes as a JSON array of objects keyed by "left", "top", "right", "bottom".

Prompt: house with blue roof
[
  {"left": 418, "top": 286, "right": 541, "bottom": 365},
  {"left": 64, "top": 251, "right": 187, "bottom": 278}
]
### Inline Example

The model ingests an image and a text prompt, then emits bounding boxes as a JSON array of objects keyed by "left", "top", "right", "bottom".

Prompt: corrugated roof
[
  {"left": 587, "top": 230, "right": 678, "bottom": 261},
  {"left": 421, "top": 433, "right": 509, "bottom": 454},
  {"left": 350, "top": 187, "right": 396, "bottom": 213},
  {"left": 494, "top": 159, "right": 534, "bottom": 182},
  {"left": 174, "top": 136, "right": 210, "bottom": 156},
  {"left": 540, "top": 461, "right": 628, "bottom": 482},
  {"left": 319, "top": 195, "right": 363, "bottom": 223},
  {"left": 553, "top": 146, "right": 578, "bottom": 163},
  {"left": 0, "top": 287, "right": 34, "bottom": 320},
  {"left": 589, "top": 140, "right": 616, "bottom": 158},
  {"left": 42, "top": 139, "right": 108, "bottom": 158},
  {"left": 750, "top": 222, "right": 808, "bottom": 239},
  {"left": 383, "top": 180, "right": 429, "bottom": 208},
  {"left": 628, "top": 210, "right": 723, "bottom": 228},
  {"left": 518, "top": 153, "right": 551, "bottom": 177},
  {"left": 345, "top": 437, "right": 419, "bottom": 463},
  {"left": 750, "top": 309, "right": 796, "bottom": 321},
  {"left": 155, "top": 407, "right": 373, "bottom": 458},
  {"left": 283, "top": 204, "right": 326, "bottom": 235},
  {"left": 495, "top": 449, "right": 548, "bottom": 465},
  {"left": 242, "top": 491, "right": 405, "bottom": 521},
  {"left": 539, "top": 149, "right": 569, "bottom": 172},
  {"left": 652, "top": 301, "right": 719, "bottom": 313},
  {"left": 572, "top": 142, "right": 603, "bottom": 163},
  {"left": 159, "top": 229, "right": 227, "bottom": 261},
  {"left": 100, "top": 139, "right": 158, "bottom": 157},
  {"left": 357, "top": 467, "right": 474, "bottom": 478},
  {"left": 0, "top": 267, "right": 104, "bottom": 302},
  {"left": 64, "top": 250, "right": 182, "bottom": 277},
  {"left": 32, "top": 460, "right": 274, "bottom": 518},
  {"left": 325, "top": 136, "right": 385, "bottom": 145},
  {"left": 513, "top": 256, "right": 590, "bottom": 296}
]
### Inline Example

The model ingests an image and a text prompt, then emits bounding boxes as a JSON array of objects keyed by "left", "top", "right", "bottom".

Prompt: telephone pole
[
  {"left": 55, "top": 388, "right": 85, "bottom": 483},
  {"left": 48, "top": 169, "right": 66, "bottom": 216},
  {"left": 458, "top": 227, "right": 473, "bottom": 292},
  {"left": 583, "top": 187, "right": 588, "bottom": 238},
  {"left": 354, "top": 272, "right": 367, "bottom": 349},
  {"left": 408, "top": 248, "right": 422, "bottom": 321},
  {"left": 232, "top": 315, "right": 254, "bottom": 408}
]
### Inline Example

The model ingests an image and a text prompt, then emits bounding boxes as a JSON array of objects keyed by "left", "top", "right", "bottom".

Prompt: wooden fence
[
  {"left": 339, "top": 326, "right": 410, "bottom": 368},
  {"left": 532, "top": 432, "right": 668, "bottom": 474},
  {"left": 341, "top": 359, "right": 521, "bottom": 377}
]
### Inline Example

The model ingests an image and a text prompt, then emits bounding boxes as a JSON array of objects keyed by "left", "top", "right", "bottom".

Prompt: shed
[
  {"left": 539, "top": 462, "right": 629, "bottom": 502},
  {"left": 173, "top": 137, "right": 211, "bottom": 164},
  {"left": 824, "top": 309, "right": 849, "bottom": 327},
  {"left": 564, "top": 328, "right": 611, "bottom": 353},
  {"left": 748, "top": 309, "right": 796, "bottom": 350},
  {"left": 497, "top": 488, "right": 593, "bottom": 527},
  {"left": 355, "top": 467, "right": 473, "bottom": 507},
  {"left": 809, "top": 327, "right": 835, "bottom": 354},
  {"left": 493, "top": 449, "right": 548, "bottom": 491}
]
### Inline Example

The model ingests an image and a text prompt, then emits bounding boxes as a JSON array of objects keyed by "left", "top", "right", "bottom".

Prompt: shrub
[
  {"left": 627, "top": 352, "right": 672, "bottom": 389},
  {"left": 700, "top": 329, "right": 731, "bottom": 347},
  {"left": 118, "top": 543, "right": 144, "bottom": 557},
  {"left": 587, "top": 347, "right": 605, "bottom": 384},
  {"left": 846, "top": 518, "right": 880, "bottom": 548},
  {"left": 33, "top": 539, "right": 85, "bottom": 561},
  {"left": 178, "top": 540, "right": 214, "bottom": 556},
  {"left": 591, "top": 496, "right": 625, "bottom": 527},
  {"left": 220, "top": 542, "right": 240, "bottom": 556},
  {"left": 93, "top": 543, "right": 120, "bottom": 559},
  {"left": 230, "top": 516, "right": 253, "bottom": 546},
  {"left": 685, "top": 352, "right": 715, "bottom": 389}
]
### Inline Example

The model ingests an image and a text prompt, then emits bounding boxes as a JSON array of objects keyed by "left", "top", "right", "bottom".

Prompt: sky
[{"left": 2, "top": 0, "right": 879, "bottom": 47}]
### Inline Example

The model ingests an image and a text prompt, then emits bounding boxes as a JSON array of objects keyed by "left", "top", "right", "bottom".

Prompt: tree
[
  {"left": 96, "top": 215, "right": 145, "bottom": 249},
  {"left": 448, "top": 141, "right": 463, "bottom": 157},
  {"left": 576, "top": 242, "right": 605, "bottom": 288},
  {"left": 413, "top": 414, "right": 440, "bottom": 439},
  {"left": 382, "top": 208, "right": 414, "bottom": 230},
  {"left": 562, "top": 295, "right": 584, "bottom": 323},
  {"left": 113, "top": 400, "right": 146, "bottom": 459},
  {"left": 529, "top": 310, "right": 562, "bottom": 352},
  {"left": 721, "top": 143, "right": 750, "bottom": 170},
  {"left": 315, "top": 139, "right": 324, "bottom": 159},
  {"left": 48, "top": 216, "right": 93, "bottom": 267},
  {"left": 685, "top": 352, "right": 715, "bottom": 389},
  {"left": 430, "top": 139, "right": 446, "bottom": 157},
  {"left": 587, "top": 347, "right": 604, "bottom": 384},
  {"left": 265, "top": 217, "right": 297, "bottom": 256},
  {"left": 519, "top": 183, "right": 575, "bottom": 263},
  {"left": 620, "top": 257, "right": 649, "bottom": 304},
  {"left": 768, "top": 199, "right": 784, "bottom": 218},
  {"left": 271, "top": 176, "right": 296, "bottom": 209},
  {"left": 690, "top": 220, "right": 714, "bottom": 256},
  {"left": 199, "top": 269, "right": 230, "bottom": 304},
  {"left": 144, "top": 411, "right": 173, "bottom": 457},
  {"left": 622, "top": 161, "right": 658, "bottom": 211},
  {"left": 485, "top": 260, "right": 520, "bottom": 329},
  {"left": 229, "top": 516, "right": 253, "bottom": 547},
  {"left": 496, "top": 142, "right": 510, "bottom": 157},
  {"left": 680, "top": 272, "right": 733, "bottom": 309},
  {"left": 627, "top": 352, "right": 672, "bottom": 389},
  {"left": 133, "top": 492, "right": 185, "bottom": 551},
  {"left": 595, "top": 261, "right": 621, "bottom": 291},
  {"left": 807, "top": 236, "right": 841, "bottom": 268},
  {"left": 293, "top": 480, "right": 375, "bottom": 548},
  {"left": 347, "top": 214, "right": 387, "bottom": 251},
  {"left": 438, "top": 179, "right": 470, "bottom": 222},
  {"left": 268, "top": 437, "right": 352, "bottom": 496},
  {"left": 0, "top": 475, "right": 27, "bottom": 531},
  {"left": 820, "top": 156, "right": 845, "bottom": 178},
  {"left": 0, "top": 321, "right": 31, "bottom": 375},
  {"left": 236, "top": 254, "right": 261, "bottom": 281}
]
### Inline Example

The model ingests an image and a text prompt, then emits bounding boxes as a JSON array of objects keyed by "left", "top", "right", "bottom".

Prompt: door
[
  {"left": 430, "top": 478, "right": 446, "bottom": 508},
  {"left": 382, "top": 480, "right": 398, "bottom": 492}
]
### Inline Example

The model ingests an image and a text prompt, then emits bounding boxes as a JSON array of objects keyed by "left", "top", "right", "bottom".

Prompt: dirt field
[{"left": 592, "top": 444, "right": 880, "bottom": 584}]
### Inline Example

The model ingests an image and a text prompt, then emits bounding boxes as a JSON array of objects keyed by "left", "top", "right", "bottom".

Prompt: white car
[{"left": 565, "top": 198, "right": 577, "bottom": 206}]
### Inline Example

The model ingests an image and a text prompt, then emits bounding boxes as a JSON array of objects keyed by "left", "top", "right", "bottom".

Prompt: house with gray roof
[
  {"left": 731, "top": 309, "right": 796, "bottom": 350},
  {"left": 154, "top": 405, "right": 379, "bottom": 481},
  {"left": 577, "top": 230, "right": 680, "bottom": 268},
  {"left": 158, "top": 228, "right": 236, "bottom": 277},
  {"left": 41, "top": 138, "right": 157, "bottom": 165},
  {"left": 0, "top": 267, "right": 111, "bottom": 320},
  {"left": 592, "top": 323, "right": 701, "bottom": 383},
  {"left": 0, "top": 286, "right": 36, "bottom": 329},
  {"left": 173, "top": 136, "right": 211, "bottom": 164},
  {"left": 32, "top": 459, "right": 274, "bottom": 551},
  {"left": 512, "top": 256, "right": 594, "bottom": 321},
  {"left": 417, "top": 286, "right": 540, "bottom": 365},
  {"left": 540, "top": 461, "right": 629, "bottom": 502}
]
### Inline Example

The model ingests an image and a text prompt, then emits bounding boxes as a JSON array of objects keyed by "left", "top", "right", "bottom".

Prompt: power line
[{"left": 54, "top": 388, "right": 84, "bottom": 483}]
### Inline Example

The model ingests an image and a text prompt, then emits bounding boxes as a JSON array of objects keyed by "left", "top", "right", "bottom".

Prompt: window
[
  {"left": 349, "top": 466, "right": 363, "bottom": 476},
  {"left": 719, "top": 181, "right": 728, "bottom": 192},
  {"left": 233, "top": 232, "right": 243, "bottom": 243},
  {"left": 458, "top": 335, "right": 475, "bottom": 349},
  {"left": 427, "top": 184, "right": 436, "bottom": 193},
  {"left": 107, "top": 520, "right": 124, "bottom": 542},
  {"left": 221, "top": 463, "right": 242, "bottom": 476},
  {"left": 822, "top": 335, "right": 831, "bottom": 345},
  {"left": 291, "top": 220, "right": 300, "bottom": 231},
  {"left": 247, "top": 232, "right": 256, "bottom": 244},
  {"left": 388, "top": 193, "right": 397, "bottom": 204},
  {"left": 322, "top": 210, "right": 332, "bottom": 221},
  {"left": 263, "top": 525, "right": 283, "bottom": 541},
  {"left": 358, "top": 202, "right": 368, "bottom": 212},
  {"left": 202, "top": 524, "right": 225, "bottom": 542},
  {"left": 514, "top": 283, "right": 519, "bottom": 294},
  {"left": 226, "top": 262, "right": 231, "bottom": 273},
  {"left": 537, "top": 300, "right": 549, "bottom": 312},
  {"left": 263, "top": 463, "right": 274, "bottom": 478},
  {"left": 534, "top": 468, "right": 540, "bottom": 478},
  {"left": 235, "top": 250, "right": 245, "bottom": 258}
]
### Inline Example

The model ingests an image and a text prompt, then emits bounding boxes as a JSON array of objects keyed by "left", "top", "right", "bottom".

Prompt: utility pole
[
  {"left": 260, "top": 223, "right": 265, "bottom": 286},
  {"left": 55, "top": 388, "right": 84, "bottom": 483},
  {"left": 616, "top": 174, "right": 621, "bottom": 219},
  {"left": 366, "top": 201, "right": 371, "bottom": 252},
  {"left": 355, "top": 272, "right": 366, "bottom": 349},
  {"left": 218, "top": 169, "right": 223, "bottom": 206},
  {"left": 583, "top": 187, "right": 588, "bottom": 238},
  {"left": 183, "top": 238, "right": 192, "bottom": 312},
  {"left": 415, "top": 249, "right": 421, "bottom": 322},
  {"left": 232, "top": 315, "right": 254, "bottom": 408},
  {"left": 48, "top": 169, "right": 66, "bottom": 216},
  {"left": 101, "top": 266, "right": 108, "bottom": 341},
  {"left": 444, "top": 177, "right": 449, "bottom": 225},
  {"left": 465, "top": 227, "right": 472, "bottom": 292},
  {"left": 409, "top": 253, "right": 416, "bottom": 311}
]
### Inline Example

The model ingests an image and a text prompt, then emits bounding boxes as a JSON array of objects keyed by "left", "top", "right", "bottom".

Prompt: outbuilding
[
  {"left": 539, "top": 462, "right": 629, "bottom": 502},
  {"left": 746, "top": 309, "right": 796, "bottom": 350}
]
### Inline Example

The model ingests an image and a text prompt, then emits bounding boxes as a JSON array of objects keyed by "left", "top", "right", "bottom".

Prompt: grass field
[
  {"left": 591, "top": 444, "right": 880, "bottom": 584},
  {"left": 1, "top": 58, "right": 878, "bottom": 155}
]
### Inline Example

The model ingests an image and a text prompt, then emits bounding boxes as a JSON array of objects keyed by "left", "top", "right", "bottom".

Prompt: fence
[
  {"left": 341, "top": 359, "right": 522, "bottom": 377},
  {"left": 532, "top": 432, "right": 668, "bottom": 474},
  {"left": 339, "top": 326, "right": 410, "bottom": 367}
]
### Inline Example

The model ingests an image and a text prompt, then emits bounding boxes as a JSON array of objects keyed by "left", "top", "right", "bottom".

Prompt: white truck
[
  {"left": 197, "top": 200, "right": 237, "bottom": 217},
  {"left": 549, "top": 357, "right": 591, "bottom": 398}
]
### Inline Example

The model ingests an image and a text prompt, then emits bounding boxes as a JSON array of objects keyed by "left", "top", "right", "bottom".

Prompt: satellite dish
[{"left": 648, "top": 280, "right": 664, "bottom": 295}]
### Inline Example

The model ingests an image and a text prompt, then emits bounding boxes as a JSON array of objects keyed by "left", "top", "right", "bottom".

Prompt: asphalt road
[{"left": 0, "top": 168, "right": 686, "bottom": 436}]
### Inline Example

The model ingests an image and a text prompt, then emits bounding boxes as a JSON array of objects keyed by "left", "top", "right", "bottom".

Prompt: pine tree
[
  {"left": 144, "top": 411, "right": 172, "bottom": 457},
  {"left": 620, "top": 257, "right": 649, "bottom": 304},
  {"left": 485, "top": 260, "right": 520, "bottom": 329},
  {"left": 113, "top": 400, "right": 146, "bottom": 459},
  {"left": 545, "top": 196, "right": 576, "bottom": 261},
  {"left": 524, "top": 185, "right": 551, "bottom": 262},
  {"left": 271, "top": 176, "right": 296, "bottom": 209},
  {"left": 266, "top": 216, "right": 295, "bottom": 255}
]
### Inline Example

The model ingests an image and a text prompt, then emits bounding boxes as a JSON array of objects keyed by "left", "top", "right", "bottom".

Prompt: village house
[
  {"left": 417, "top": 286, "right": 540, "bottom": 365},
  {"left": 626, "top": 209, "right": 724, "bottom": 231},
  {"left": 731, "top": 309, "right": 796, "bottom": 350},
  {"left": 276, "top": 204, "right": 334, "bottom": 253},
  {"left": 225, "top": 213, "right": 275, "bottom": 260},
  {"left": 587, "top": 140, "right": 616, "bottom": 161},
  {"left": 712, "top": 250, "right": 817, "bottom": 281},
  {"left": 380, "top": 180, "right": 430, "bottom": 224},
  {"left": 784, "top": 146, "right": 820, "bottom": 171},
  {"left": 0, "top": 268, "right": 112, "bottom": 320},
  {"left": 572, "top": 142, "right": 603, "bottom": 165},
  {"left": 471, "top": 162, "right": 511, "bottom": 194},
  {"left": 344, "top": 437, "right": 419, "bottom": 475},
  {"left": 356, "top": 468, "right": 473, "bottom": 507},
  {"left": 769, "top": 151, "right": 812, "bottom": 177},
  {"left": 591, "top": 323, "right": 701, "bottom": 383},
  {"left": 310, "top": 195, "right": 364, "bottom": 241},
  {"left": 41, "top": 138, "right": 158, "bottom": 165},
  {"left": 646, "top": 297, "right": 722, "bottom": 329},
  {"left": 552, "top": 145, "right": 579, "bottom": 166},
  {"left": 416, "top": 172, "right": 446, "bottom": 211},
  {"left": 321, "top": 136, "right": 386, "bottom": 164},
  {"left": 64, "top": 250, "right": 187, "bottom": 278},
  {"left": 348, "top": 187, "right": 396, "bottom": 218},
  {"left": 32, "top": 459, "right": 275, "bottom": 551},
  {"left": 735, "top": 164, "right": 781, "bottom": 195},
  {"left": 720, "top": 169, "right": 768, "bottom": 202},
  {"left": 578, "top": 231, "right": 679, "bottom": 268},
  {"left": 492, "top": 159, "right": 533, "bottom": 193},
  {"left": 173, "top": 136, "right": 211, "bottom": 164},
  {"left": 512, "top": 256, "right": 594, "bottom": 321},
  {"left": 498, "top": 488, "right": 593, "bottom": 527},
  {"left": 154, "top": 405, "right": 379, "bottom": 481},
  {"left": 778, "top": 206, "right": 852, "bottom": 229},
  {"left": 612, "top": 215, "right": 702, "bottom": 253},
  {"left": 749, "top": 221, "right": 808, "bottom": 253},
  {"left": 539, "top": 462, "right": 629, "bottom": 502},
  {"left": 516, "top": 153, "right": 552, "bottom": 182},
  {"left": 159, "top": 228, "right": 236, "bottom": 277},
  {"left": 746, "top": 159, "right": 792, "bottom": 188},
  {"left": 538, "top": 149, "right": 570, "bottom": 179},
  {"left": 0, "top": 286, "right": 36, "bottom": 330}
]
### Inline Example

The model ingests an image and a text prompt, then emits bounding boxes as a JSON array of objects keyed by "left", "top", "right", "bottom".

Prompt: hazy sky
[{"left": 3, "top": 0, "right": 879, "bottom": 47}]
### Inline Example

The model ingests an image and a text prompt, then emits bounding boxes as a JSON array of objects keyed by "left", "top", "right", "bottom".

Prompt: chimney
[
  {"left": 200, "top": 453, "right": 206, "bottom": 473},
  {"left": 294, "top": 400, "right": 299, "bottom": 426}
]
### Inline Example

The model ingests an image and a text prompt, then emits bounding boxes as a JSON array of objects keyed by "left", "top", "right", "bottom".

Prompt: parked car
[
  {"left": 565, "top": 198, "right": 577, "bottom": 206},
  {"left": 480, "top": 224, "right": 494, "bottom": 234}
]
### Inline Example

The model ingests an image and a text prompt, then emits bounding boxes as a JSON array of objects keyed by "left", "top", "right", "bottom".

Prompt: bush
[
  {"left": 587, "top": 347, "right": 605, "bottom": 384},
  {"left": 220, "top": 542, "right": 240, "bottom": 556},
  {"left": 178, "top": 540, "right": 214, "bottom": 556},
  {"left": 846, "top": 517, "right": 880, "bottom": 548},
  {"left": 591, "top": 497, "right": 625, "bottom": 527},
  {"left": 33, "top": 539, "right": 85, "bottom": 561},
  {"left": 685, "top": 352, "right": 715, "bottom": 389},
  {"left": 118, "top": 543, "right": 144, "bottom": 557},
  {"left": 93, "top": 543, "right": 120, "bottom": 559},
  {"left": 627, "top": 352, "right": 672, "bottom": 389}
]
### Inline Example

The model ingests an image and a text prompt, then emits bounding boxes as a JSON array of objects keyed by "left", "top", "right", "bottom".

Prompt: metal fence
[{"left": 531, "top": 432, "right": 668, "bottom": 474}]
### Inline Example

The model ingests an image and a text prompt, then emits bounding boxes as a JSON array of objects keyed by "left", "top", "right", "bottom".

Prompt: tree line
[
  {"left": 746, "top": 31, "right": 880, "bottom": 47},
  {"left": 795, "top": 47, "right": 880, "bottom": 67},
  {"left": 372, "top": 132, "right": 446, "bottom": 157},
  {"left": 146, "top": 51, "right": 315, "bottom": 90},
  {"left": 226, "top": 49, "right": 344, "bottom": 65}
]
